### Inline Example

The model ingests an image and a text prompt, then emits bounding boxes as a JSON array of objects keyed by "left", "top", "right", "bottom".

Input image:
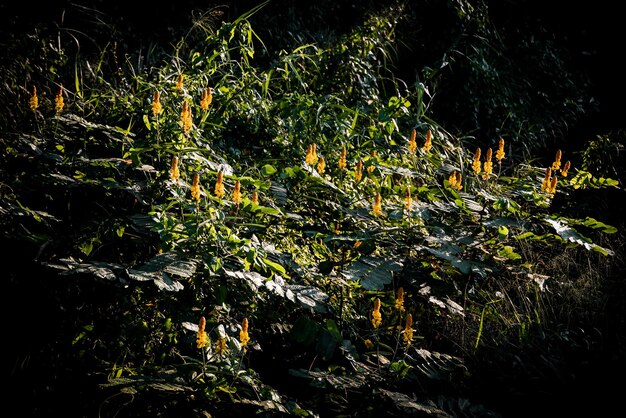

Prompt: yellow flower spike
[
  {"left": 215, "top": 337, "right": 229, "bottom": 356},
  {"left": 353, "top": 240, "right": 362, "bottom": 249},
  {"left": 455, "top": 171, "right": 463, "bottom": 191},
  {"left": 239, "top": 318, "right": 250, "bottom": 347},
  {"left": 395, "top": 287, "right": 405, "bottom": 311},
  {"left": 541, "top": 167, "right": 552, "bottom": 192},
  {"left": 472, "top": 148, "right": 482, "bottom": 174},
  {"left": 496, "top": 138, "right": 505, "bottom": 162},
  {"left": 151, "top": 90, "right": 162, "bottom": 117},
  {"left": 214, "top": 170, "right": 225, "bottom": 199},
  {"left": 55, "top": 84, "right": 64, "bottom": 113},
  {"left": 371, "top": 192, "right": 383, "bottom": 217},
  {"left": 232, "top": 180, "right": 242, "bottom": 204},
  {"left": 549, "top": 175, "right": 558, "bottom": 195},
  {"left": 482, "top": 148, "right": 493, "bottom": 180},
  {"left": 338, "top": 145, "right": 347, "bottom": 171},
  {"left": 29, "top": 86, "right": 38, "bottom": 112},
  {"left": 170, "top": 155, "right": 180, "bottom": 182},
  {"left": 371, "top": 298, "right": 382, "bottom": 329},
  {"left": 448, "top": 170, "right": 463, "bottom": 190},
  {"left": 251, "top": 190, "right": 259, "bottom": 204},
  {"left": 305, "top": 143, "right": 318, "bottom": 166},
  {"left": 404, "top": 186, "right": 412, "bottom": 212},
  {"left": 317, "top": 155, "right": 326, "bottom": 174},
  {"left": 181, "top": 100, "right": 193, "bottom": 135},
  {"left": 196, "top": 316, "right": 209, "bottom": 349},
  {"left": 191, "top": 173, "right": 201, "bottom": 202},
  {"left": 408, "top": 128, "right": 417, "bottom": 154},
  {"left": 422, "top": 129, "right": 433, "bottom": 153},
  {"left": 175, "top": 73, "right": 184, "bottom": 92},
  {"left": 355, "top": 159, "right": 364, "bottom": 182},
  {"left": 200, "top": 87, "right": 213, "bottom": 111},
  {"left": 552, "top": 149, "right": 562, "bottom": 171},
  {"left": 561, "top": 161, "right": 571, "bottom": 177},
  {"left": 403, "top": 313, "right": 414, "bottom": 346}
]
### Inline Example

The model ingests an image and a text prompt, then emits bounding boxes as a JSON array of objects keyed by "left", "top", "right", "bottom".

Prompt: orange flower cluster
[
  {"left": 170, "top": 156, "right": 180, "bottom": 181},
  {"left": 355, "top": 159, "right": 364, "bottom": 181},
  {"left": 495, "top": 138, "right": 505, "bottom": 162},
  {"left": 422, "top": 129, "right": 432, "bottom": 153},
  {"left": 232, "top": 180, "right": 242, "bottom": 204},
  {"left": 472, "top": 148, "right": 482, "bottom": 174},
  {"left": 214, "top": 170, "right": 225, "bottom": 199},
  {"left": 482, "top": 148, "right": 493, "bottom": 180},
  {"left": 371, "top": 193, "right": 383, "bottom": 217},
  {"left": 338, "top": 145, "right": 347, "bottom": 171},
  {"left": 448, "top": 170, "right": 463, "bottom": 191},
  {"left": 181, "top": 100, "right": 193, "bottom": 135},
  {"left": 200, "top": 87, "right": 213, "bottom": 111},
  {"left": 371, "top": 298, "right": 382, "bottom": 329},
  {"left": 403, "top": 314, "right": 413, "bottom": 346},
  {"left": 29, "top": 86, "right": 38, "bottom": 112},
  {"left": 152, "top": 91, "right": 162, "bottom": 117},
  {"left": 196, "top": 316, "right": 209, "bottom": 349},
  {"left": 191, "top": 173, "right": 201, "bottom": 202},
  {"left": 317, "top": 156, "right": 326, "bottom": 174},
  {"left": 541, "top": 167, "right": 557, "bottom": 195},
  {"left": 395, "top": 287, "right": 405, "bottom": 311},
  {"left": 305, "top": 143, "right": 318, "bottom": 165},
  {"left": 55, "top": 85, "right": 64, "bottom": 113},
  {"left": 408, "top": 128, "right": 417, "bottom": 154},
  {"left": 239, "top": 318, "right": 250, "bottom": 347}
]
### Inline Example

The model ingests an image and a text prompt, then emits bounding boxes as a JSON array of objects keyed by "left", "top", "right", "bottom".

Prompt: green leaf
[
  {"left": 498, "top": 245, "right": 522, "bottom": 260},
  {"left": 291, "top": 316, "right": 319, "bottom": 346},
  {"left": 545, "top": 218, "right": 614, "bottom": 256},
  {"left": 342, "top": 256, "right": 403, "bottom": 290},
  {"left": 260, "top": 164, "right": 277, "bottom": 176},
  {"left": 325, "top": 319, "right": 342, "bottom": 342},
  {"left": 263, "top": 257, "right": 286, "bottom": 274}
]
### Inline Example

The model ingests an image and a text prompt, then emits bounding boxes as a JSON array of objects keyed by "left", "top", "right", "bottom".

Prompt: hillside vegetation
[{"left": 2, "top": 1, "right": 625, "bottom": 417}]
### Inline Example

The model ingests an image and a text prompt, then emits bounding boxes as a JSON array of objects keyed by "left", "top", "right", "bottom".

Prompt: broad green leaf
[{"left": 342, "top": 256, "right": 403, "bottom": 290}]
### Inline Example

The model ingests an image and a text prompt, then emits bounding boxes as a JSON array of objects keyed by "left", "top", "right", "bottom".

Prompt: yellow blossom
[
  {"left": 422, "top": 129, "right": 432, "bottom": 153},
  {"left": 363, "top": 339, "right": 374, "bottom": 349},
  {"left": 191, "top": 173, "right": 201, "bottom": 202},
  {"left": 251, "top": 190, "right": 259, "bottom": 204},
  {"left": 170, "top": 155, "right": 180, "bottom": 181},
  {"left": 196, "top": 316, "right": 209, "bottom": 349},
  {"left": 214, "top": 170, "right": 225, "bottom": 199},
  {"left": 371, "top": 193, "right": 383, "bottom": 217},
  {"left": 395, "top": 287, "right": 405, "bottom": 311},
  {"left": 408, "top": 128, "right": 417, "bottom": 154},
  {"left": 181, "top": 100, "right": 192, "bottom": 135},
  {"left": 541, "top": 167, "right": 552, "bottom": 192},
  {"left": 55, "top": 84, "right": 64, "bottom": 113},
  {"left": 215, "top": 337, "right": 228, "bottom": 356},
  {"left": 371, "top": 298, "right": 382, "bottom": 329},
  {"left": 232, "top": 180, "right": 242, "bottom": 204},
  {"left": 239, "top": 318, "right": 250, "bottom": 347},
  {"left": 305, "top": 143, "right": 318, "bottom": 166},
  {"left": 200, "top": 87, "right": 213, "bottom": 111},
  {"left": 353, "top": 240, "right": 362, "bottom": 249},
  {"left": 403, "top": 314, "right": 414, "bottom": 346},
  {"left": 338, "top": 145, "right": 347, "bottom": 171},
  {"left": 317, "top": 155, "right": 326, "bottom": 174},
  {"left": 175, "top": 73, "right": 184, "bottom": 92},
  {"left": 355, "top": 159, "right": 364, "bottom": 182},
  {"left": 404, "top": 186, "right": 412, "bottom": 212},
  {"left": 482, "top": 148, "right": 493, "bottom": 180},
  {"left": 151, "top": 90, "right": 162, "bottom": 117},
  {"left": 448, "top": 170, "right": 463, "bottom": 191},
  {"left": 29, "top": 86, "right": 38, "bottom": 112},
  {"left": 472, "top": 148, "right": 482, "bottom": 174},
  {"left": 551, "top": 150, "right": 562, "bottom": 171},
  {"left": 495, "top": 138, "right": 505, "bottom": 162},
  {"left": 561, "top": 161, "right": 571, "bottom": 177},
  {"left": 548, "top": 175, "right": 558, "bottom": 195}
]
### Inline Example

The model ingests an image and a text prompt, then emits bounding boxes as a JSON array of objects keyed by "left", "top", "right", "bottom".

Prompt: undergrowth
[{"left": 2, "top": 1, "right": 623, "bottom": 417}]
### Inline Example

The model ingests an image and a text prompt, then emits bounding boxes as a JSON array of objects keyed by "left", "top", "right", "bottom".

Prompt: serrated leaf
[{"left": 342, "top": 256, "right": 403, "bottom": 290}]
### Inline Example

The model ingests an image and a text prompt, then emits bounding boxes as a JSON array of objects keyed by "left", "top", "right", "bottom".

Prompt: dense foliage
[{"left": 2, "top": 1, "right": 624, "bottom": 417}]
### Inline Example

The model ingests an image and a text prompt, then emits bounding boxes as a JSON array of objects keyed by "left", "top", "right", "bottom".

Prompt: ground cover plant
[{"left": 3, "top": 1, "right": 625, "bottom": 417}]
